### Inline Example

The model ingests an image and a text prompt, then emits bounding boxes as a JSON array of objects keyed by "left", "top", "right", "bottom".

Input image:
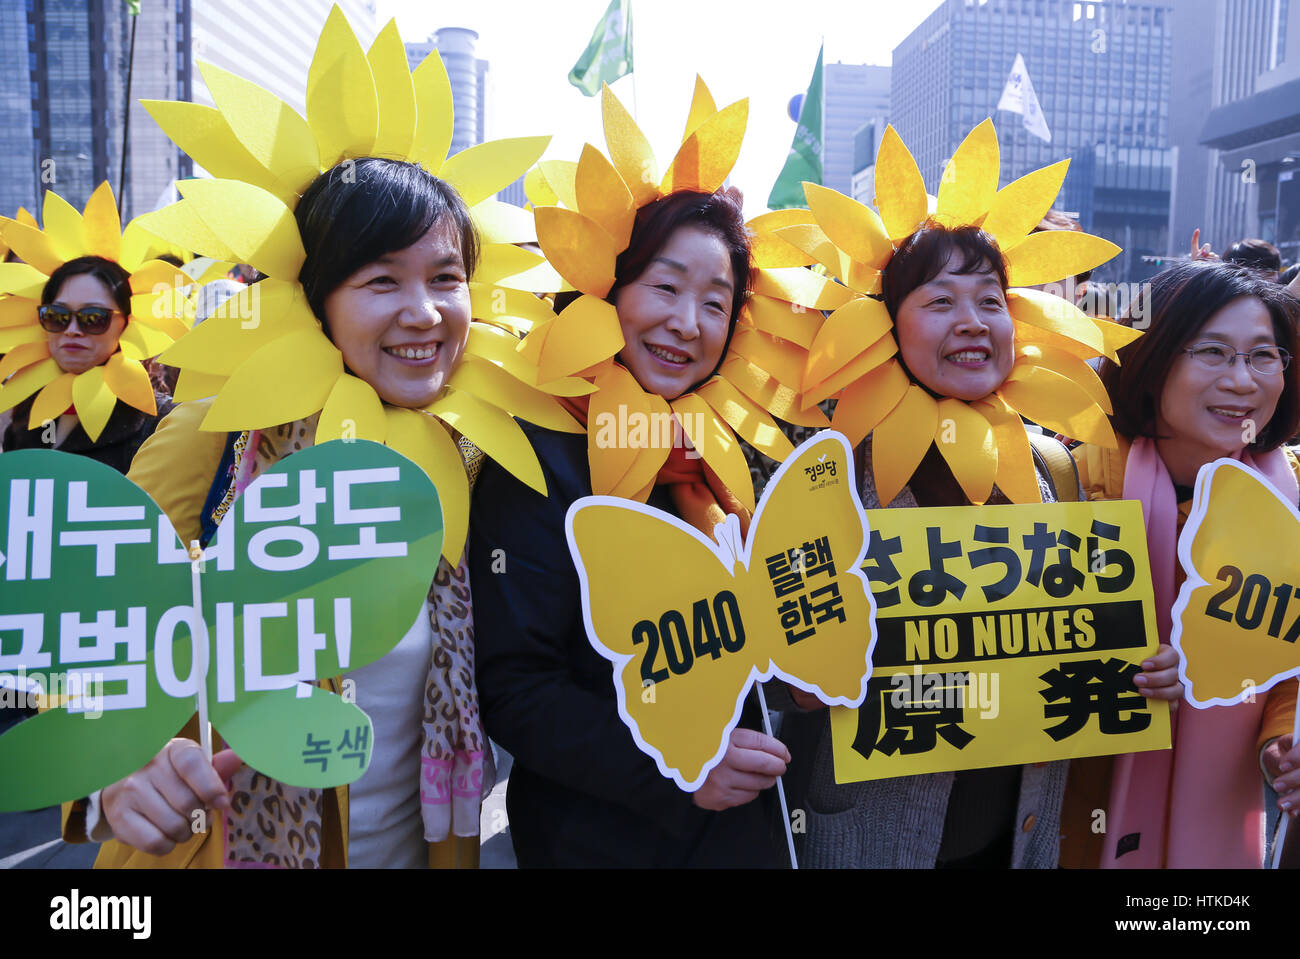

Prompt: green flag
[
  {"left": 569, "top": 0, "right": 633, "bottom": 97},
  {"left": 768, "top": 44, "right": 824, "bottom": 210},
  {"left": 124, "top": 0, "right": 140, "bottom": 14}
]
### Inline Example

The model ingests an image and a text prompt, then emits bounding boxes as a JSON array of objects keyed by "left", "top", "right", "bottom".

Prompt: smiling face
[
  {"left": 322, "top": 218, "right": 471, "bottom": 409},
  {"left": 1154, "top": 296, "right": 1285, "bottom": 483},
  {"left": 45, "top": 273, "right": 127, "bottom": 375},
  {"left": 893, "top": 250, "right": 1015, "bottom": 401},
  {"left": 613, "top": 225, "right": 735, "bottom": 401}
]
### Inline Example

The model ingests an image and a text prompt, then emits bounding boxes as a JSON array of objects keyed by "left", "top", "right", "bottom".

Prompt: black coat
[
  {"left": 2, "top": 393, "right": 173, "bottom": 475},
  {"left": 469, "top": 423, "right": 785, "bottom": 868}
]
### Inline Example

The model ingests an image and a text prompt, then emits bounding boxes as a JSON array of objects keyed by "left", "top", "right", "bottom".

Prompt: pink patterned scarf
[{"left": 219, "top": 420, "right": 492, "bottom": 865}]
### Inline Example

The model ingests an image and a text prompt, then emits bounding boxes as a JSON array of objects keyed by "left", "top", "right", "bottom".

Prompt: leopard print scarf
[{"left": 216, "top": 417, "right": 493, "bottom": 865}]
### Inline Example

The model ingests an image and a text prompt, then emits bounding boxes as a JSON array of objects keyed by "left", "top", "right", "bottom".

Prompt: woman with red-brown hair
[{"left": 470, "top": 188, "right": 791, "bottom": 868}]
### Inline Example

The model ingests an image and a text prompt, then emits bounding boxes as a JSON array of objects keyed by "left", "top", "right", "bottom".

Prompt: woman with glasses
[
  {"left": 1, "top": 256, "right": 171, "bottom": 472},
  {"left": 1066, "top": 260, "right": 1300, "bottom": 867}
]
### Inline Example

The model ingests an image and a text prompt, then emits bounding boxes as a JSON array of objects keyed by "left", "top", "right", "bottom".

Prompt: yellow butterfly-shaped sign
[
  {"left": 1171, "top": 458, "right": 1300, "bottom": 707},
  {"left": 566, "top": 431, "right": 877, "bottom": 790}
]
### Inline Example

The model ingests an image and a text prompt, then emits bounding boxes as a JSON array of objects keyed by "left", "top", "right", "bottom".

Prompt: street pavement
[{"left": 1, "top": 707, "right": 1287, "bottom": 870}]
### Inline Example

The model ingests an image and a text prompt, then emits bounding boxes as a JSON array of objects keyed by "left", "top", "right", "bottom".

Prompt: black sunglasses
[{"left": 37, "top": 304, "right": 122, "bottom": 335}]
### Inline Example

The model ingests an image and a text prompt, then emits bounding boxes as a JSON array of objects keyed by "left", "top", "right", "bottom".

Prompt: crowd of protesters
[{"left": 4, "top": 13, "right": 1300, "bottom": 871}]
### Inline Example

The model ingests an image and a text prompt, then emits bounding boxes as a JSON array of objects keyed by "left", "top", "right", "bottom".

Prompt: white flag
[{"left": 997, "top": 53, "right": 1052, "bottom": 143}]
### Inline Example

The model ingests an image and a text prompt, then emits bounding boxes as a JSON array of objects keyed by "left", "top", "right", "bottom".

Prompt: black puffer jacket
[
  {"left": 469, "top": 423, "right": 784, "bottom": 868},
  {"left": 3, "top": 393, "right": 174, "bottom": 474}
]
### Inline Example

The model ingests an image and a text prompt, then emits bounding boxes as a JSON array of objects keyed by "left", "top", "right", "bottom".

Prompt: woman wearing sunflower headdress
[
  {"left": 0, "top": 185, "right": 189, "bottom": 473},
  {"left": 63, "top": 8, "right": 581, "bottom": 869},
  {"left": 468, "top": 80, "right": 816, "bottom": 868},
  {"left": 767, "top": 119, "right": 1183, "bottom": 868}
]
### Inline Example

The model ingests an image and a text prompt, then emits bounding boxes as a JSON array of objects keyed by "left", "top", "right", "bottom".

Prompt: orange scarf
[{"left": 560, "top": 392, "right": 752, "bottom": 540}]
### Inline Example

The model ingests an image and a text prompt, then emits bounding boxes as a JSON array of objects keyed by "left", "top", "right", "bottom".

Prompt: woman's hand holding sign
[
  {"left": 692, "top": 729, "right": 790, "bottom": 812},
  {"left": 1133, "top": 644, "right": 1184, "bottom": 701},
  {"left": 1262, "top": 735, "right": 1300, "bottom": 817},
  {"left": 101, "top": 739, "right": 242, "bottom": 857}
]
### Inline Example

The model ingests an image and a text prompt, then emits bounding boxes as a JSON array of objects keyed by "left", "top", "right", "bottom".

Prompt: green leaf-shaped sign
[{"left": 0, "top": 440, "right": 442, "bottom": 810}]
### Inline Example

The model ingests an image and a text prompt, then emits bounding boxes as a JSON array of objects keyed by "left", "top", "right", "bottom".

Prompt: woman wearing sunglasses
[{"left": 1, "top": 255, "right": 171, "bottom": 472}]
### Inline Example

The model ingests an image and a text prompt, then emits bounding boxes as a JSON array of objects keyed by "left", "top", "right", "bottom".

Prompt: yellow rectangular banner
[{"left": 831, "top": 500, "right": 1172, "bottom": 783}]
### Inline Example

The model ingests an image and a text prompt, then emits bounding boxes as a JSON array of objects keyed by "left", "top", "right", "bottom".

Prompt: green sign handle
[{"left": 189, "top": 538, "right": 212, "bottom": 764}]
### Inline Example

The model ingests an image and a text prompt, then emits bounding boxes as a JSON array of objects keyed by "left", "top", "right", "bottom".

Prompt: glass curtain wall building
[
  {"left": 6, "top": 0, "right": 133, "bottom": 219},
  {"left": 1198, "top": 0, "right": 1297, "bottom": 259},
  {"left": 892, "top": 0, "right": 1174, "bottom": 283},
  {"left": 1, "top": 0, "right": 377, "bottom": 222},
  {"left": 824, "top": 63, "right": 890, "bottom": 197},
  {"left": 0, "top": 2, "right": 38, "bottom": 216}
]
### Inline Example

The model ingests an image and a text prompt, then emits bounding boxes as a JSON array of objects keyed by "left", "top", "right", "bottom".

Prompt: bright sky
[{"left": 374, "top": 0, "right": 943, "bottom": 217}]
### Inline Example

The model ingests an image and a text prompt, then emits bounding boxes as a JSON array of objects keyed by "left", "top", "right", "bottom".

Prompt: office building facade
[
  {"left": 1, "top": 0, "right": 378, "bottom": 222},
  {"left": 0, "top": 2, "right": 39, "bottom": 217},
  {"left": 5, "top": 0, "right": 139, "bottom": 219},
  {"left": 891, "top": 0, "right": 1175, "bottom": 282},
  {"left": 850, "top": 117, "right": 889, "bottom": 206},
  {"left": 1166, "top": 0, "right": 1219, "bottom": 255},
  {"left": 405, "top": 27, "right": 525, "bottom": 205},
  {"left": 824, "top": 63, "right": 890, "bottom": 197},
  {"left": 189, "top": 0, "right": 378, "bottom": 116},
  {"left": 1198, "top": 0, "right": 1299, "bottom": 260},
  {"left": 187, "top": 0, "right": 378, "bottom": 179},
  {"left": 405, "top": 27, "right": 487, "bottom": 158}
]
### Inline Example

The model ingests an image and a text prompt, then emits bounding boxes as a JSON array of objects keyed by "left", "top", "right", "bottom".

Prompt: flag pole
[
  {"left": 629, "top": 0, "right": 638, "bottom": 121},
  {"left": 117, "top": 7, "right": 138, "bottom": 217}
]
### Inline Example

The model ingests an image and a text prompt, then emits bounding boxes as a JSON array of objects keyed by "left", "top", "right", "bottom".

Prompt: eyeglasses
[
  {"left": 1182, "top": 343, "right": 1292, "bottom": 375},
  {"left": 37, "top": 304, "right": 121, "bottom": 335}
]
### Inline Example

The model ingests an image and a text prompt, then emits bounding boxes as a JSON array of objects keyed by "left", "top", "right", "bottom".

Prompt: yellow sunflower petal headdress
[
  {"left": 524, "top": 78, "right": 826, "bottom": 513},
  {"left": 0, "top": 207, "right": 38, "bottom": 261},
  {"left": 756, "top": 118, "right": 1141, "bottom": 506},
  {"left": 0, "top": 183, "right": 194, "bottom": 440},
  {"left": 134, "top": 6, "right": 585, "bottom": 563}
]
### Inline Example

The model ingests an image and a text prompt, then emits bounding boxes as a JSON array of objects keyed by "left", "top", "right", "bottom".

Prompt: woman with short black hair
[
  {"left": 51, "top": 7, "right": 565, "bottom": 870},
  {"left": 67, "top": 149, "right": 570, "bottom": 870}
]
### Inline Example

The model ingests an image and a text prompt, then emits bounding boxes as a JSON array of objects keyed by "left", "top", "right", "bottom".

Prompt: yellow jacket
[
  {"left": 1058, "top": 437, "right": 1298, "bottom": 867},
  {"left": 61, "top": 401, "right": 477, "bottom": 869}
]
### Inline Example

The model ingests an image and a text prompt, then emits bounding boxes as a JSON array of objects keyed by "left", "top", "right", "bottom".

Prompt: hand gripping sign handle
[
  {"left": 188, "top": 540, "right": 212, "bottom": 763},
  {"left": 755, "top": 683, "right": 798, "bottom": 870},
  {"left": 1270, "top": 696, "right": 1300, "bottom": 869}
]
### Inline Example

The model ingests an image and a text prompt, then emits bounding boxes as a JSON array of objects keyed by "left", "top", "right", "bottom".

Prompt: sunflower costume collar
[
  {"left": 134, "top": 6, "right": 586, "bottom": 563},
  {"left": 0, "top": 183, "right": 194, "bottom": 441},
  {"left": 523, "top": 78, "right": 824, "bottom": 515},
  {"left": 754, "top": 118, "right": 1142, "bottom": 506}
]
